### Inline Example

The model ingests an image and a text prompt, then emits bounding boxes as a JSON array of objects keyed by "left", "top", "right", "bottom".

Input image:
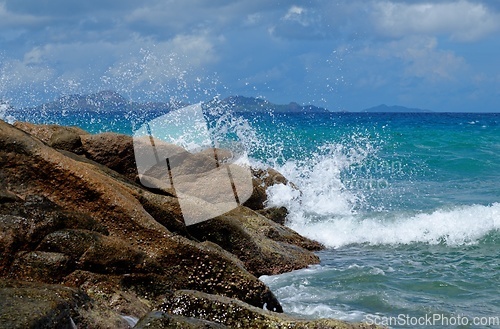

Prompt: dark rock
[
  {"left": 9, "top": 251, "right": 72, "bottom": 283},
  {"left": 135, "top": 311, "right": 228, "bottom": 328},
  {"left": 0, "top": 195, "right": 109, "bottom": 275},
  {"left": 0, "top": 187, "right": 21, "bottom": 203},
  {"left": 49, "top": 128, "right": 84, "bottom": 153},
  {"left": 188, "top": 206, "right": 322, "bottom": 276},
  {"left": 244, "top": 167, "right": 293, "bottom": 211},
  {"left": 256, "top": 206, "right": 289, "bottom": 225},
  {"left": 37, "top": 229, "right": 154, "bottom": 275},
  {"left": 0, "top": 279, "right": 87, "bottom": 329},
  {"left": 13, "top": 121, "right": 88, "bottom": 154},
  {"left": 159, "top": 290, "right": 381, "bottom": 329}
]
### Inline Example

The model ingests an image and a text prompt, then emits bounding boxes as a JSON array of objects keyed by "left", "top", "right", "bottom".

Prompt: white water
[
  {"left": 0, "top": 101, "right": 15, "bottom": 123},
  {"left": 266, "top": 152, "right": 500, "bottom": 248}
]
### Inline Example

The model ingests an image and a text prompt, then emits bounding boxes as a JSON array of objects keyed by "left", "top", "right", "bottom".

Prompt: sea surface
[{"left": 5, "top": 106, "right": 500, "bottom": 328}]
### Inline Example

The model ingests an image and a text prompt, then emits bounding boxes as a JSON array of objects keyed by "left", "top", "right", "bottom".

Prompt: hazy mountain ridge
[
  {"left": 17, "top": 91, "right": 430, "bottom": 114},
  {"left": 32, "top": 91, "right": 178, "bottom": 113},
  {"left": 224, "top": 95, "right": 329, "bottom": 113},
  {"left": 361, "top": 104, "right": 432, "bottom": 113},
  {"left": 22, "top": 91, "right": 329, "bottom": 114}
]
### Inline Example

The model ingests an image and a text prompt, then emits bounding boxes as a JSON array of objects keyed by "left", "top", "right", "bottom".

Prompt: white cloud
[
  {"left": 0, "top": 1, "right": 47, "bottom": 28},
  {"left": 360, "top": 36, "right": 467, "bottom": 82},
  {"left": 372, "top": 0, "right": 500, "bottom": 41},
  {"left": 284, "top": 5, "right": 305, "bottom": 21}
]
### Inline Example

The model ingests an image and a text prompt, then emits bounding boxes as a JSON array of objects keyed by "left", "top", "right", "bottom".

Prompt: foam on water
[
  {"left": 287, "top": 202, "right": 500, "bottom": 248},
  {"left": 265, "top": 140, "right": 500, "bottom": 248}
]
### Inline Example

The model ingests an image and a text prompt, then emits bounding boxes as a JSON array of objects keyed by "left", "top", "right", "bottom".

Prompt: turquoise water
[{"left": 6, "top": 108, "right": 500, "bottom": 328}]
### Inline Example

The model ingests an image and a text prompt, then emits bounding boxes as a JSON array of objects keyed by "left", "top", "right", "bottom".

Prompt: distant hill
[
  {"left": 223, "top": 96, "right": 329, "bottom": 113},
  {"left": 362, "top": 104, "right": 432, "bottom": 113},
  {"left": 25, "top": 92, "right": 329, "bottom": 114},
  {"left": 31, "top": 91, "right": 178, "bottom": 113}
]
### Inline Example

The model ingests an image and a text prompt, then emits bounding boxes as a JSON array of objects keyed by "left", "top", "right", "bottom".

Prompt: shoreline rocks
[{"left": 0, "top": 120, "right": 381, "bottom": 328}]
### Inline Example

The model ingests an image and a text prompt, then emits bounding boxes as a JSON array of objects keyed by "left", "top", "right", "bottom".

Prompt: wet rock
[
  {"left": 0, "top": 279, "right": 87, "bottom": 329},
  {"left": 135, "top": 311, "right": 228, "bottom": 328},
  {"left": 256, "top": 206, "right": 289, "bottom": 225},
  {"left": 187, "top": 206, "right": 322, "bottom": 276},
  {"left": 244, "top": 167, "right": 292, "bottom": 211},
  {"left": 13, "top": 121, "right": 88, "bottom": 154},
  {"left": 159, "top": 290, "right": 382, "bottom": 329},
  {"left": 80, "top": 132, "right": 139, "bottom": 182},
  {"left": 9, "top": 251, "right": 72, "bottom": 283},
  {"left": 0, "top": 120, "right": 281, "bottom": 310}
]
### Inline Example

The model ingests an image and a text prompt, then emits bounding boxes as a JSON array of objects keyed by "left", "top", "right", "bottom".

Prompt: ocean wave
[{"left": 281, "top": 201, "right": 500, "bottom": 248}]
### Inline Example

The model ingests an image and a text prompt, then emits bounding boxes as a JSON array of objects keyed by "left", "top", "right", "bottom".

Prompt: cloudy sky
[{"left": 0, "top": 0, "right": 499, "bottom": 112}]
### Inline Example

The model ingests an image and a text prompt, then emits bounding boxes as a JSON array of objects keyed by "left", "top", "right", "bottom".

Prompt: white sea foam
[
  {"left": 266, "top": 149, "right": 500, "bottom": 248},
  {"left": 270, "top": 178, "right": 500, "bottom": 247},
  {"left": 258, "top": 277, "right": 371, "bottom": 321}
]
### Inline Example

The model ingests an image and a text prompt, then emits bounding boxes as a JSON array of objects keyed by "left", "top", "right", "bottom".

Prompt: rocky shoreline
[{"left": 0, "top": 120, "right": 380, "bottom": 328}]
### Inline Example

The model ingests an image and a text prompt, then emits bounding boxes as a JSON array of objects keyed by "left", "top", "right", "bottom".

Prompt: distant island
[
  {"left": 223, "top": 95, "right": 329, "bottom": 113},
  {"left": 361, "top": 104, "right": 432, "bottom": 113},
  {"left": 22, "top": 91, "right": 329, "bottom": 114},
  {"left": 13, "top": 91, "right": 430, "bottom": 114}
]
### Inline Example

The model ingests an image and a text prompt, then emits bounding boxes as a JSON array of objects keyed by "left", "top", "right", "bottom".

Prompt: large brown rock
[
  {"left": 156, "top": 290, "right": 382, "bottom": 329},
  {"left": 0, "top": 120, "right": 281, "bottom": 312},
  {"left": 244, "top": 167, "right": 293, "bottom": 211},
  {"left": 187, "top": 206, "right": 322, "bottom": 276},
  {"left": 0, "top": 279, "right": 87, "bottom": 329},
  {"left": 13, "top": 121, "right": 88, "bottom": 154},
  {"left": 80, "top": 132, "right": 140, "bottom": 182}
]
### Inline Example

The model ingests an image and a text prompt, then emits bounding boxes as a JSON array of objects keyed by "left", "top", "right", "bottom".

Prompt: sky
[{"left": 0, "top": 0, "right": 499, "bottom": 112}]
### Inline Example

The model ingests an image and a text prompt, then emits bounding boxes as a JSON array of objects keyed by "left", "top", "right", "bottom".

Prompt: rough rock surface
[
  {"left": 0, "top": 120, "right": 281, "bottom": 310},
  {"left": 156, "top": 290, "right": 380, "bottom": 329},
  {"left": 80, "top": 132, "right": 139, "bottom": 182},
  {"left": 13, "top": 121, "right": 88, "bottom": 154},
  {"left": 188, "top": 206, "right": 323, "bottom": 276},
  {"left": 0, "top": 279, "right": 87, "bottom": 329}
]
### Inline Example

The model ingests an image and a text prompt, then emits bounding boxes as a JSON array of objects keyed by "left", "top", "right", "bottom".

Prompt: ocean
[{"left": 5, "top": 106, "right": 500, "bottom": 328}]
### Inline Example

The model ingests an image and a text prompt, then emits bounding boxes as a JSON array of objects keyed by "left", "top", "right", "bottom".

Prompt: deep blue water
[{"left": 5, "top": 107, "right": 500, "bottom": 328}]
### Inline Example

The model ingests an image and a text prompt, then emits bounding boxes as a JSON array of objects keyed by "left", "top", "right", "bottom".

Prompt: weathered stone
[
  {"left": 188, "top": 206, "right": 322, "bottom": 276},
  {"left": 256, "top": 206, "right": 289, "bottom": 225},
  {"left": 0, "top": 120, "right": 282, "bottom": 311},
  {"left": 135, "top": 311, "right": 228, "bottom": 328},
  {"left": 80, "top": 132, "right": 139, "bottom": 182},
  {"left": 0, "top": 279, "right": 87, "bottom": 329},
  {"left": 49, "top": 128, "right": 84, "bottom": 153},
  {"left": 159, "top": 290, "right": 382, "bottom": 329},
  {"left": 9, "top": 251, "right": 72, "bottom": 283}
]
